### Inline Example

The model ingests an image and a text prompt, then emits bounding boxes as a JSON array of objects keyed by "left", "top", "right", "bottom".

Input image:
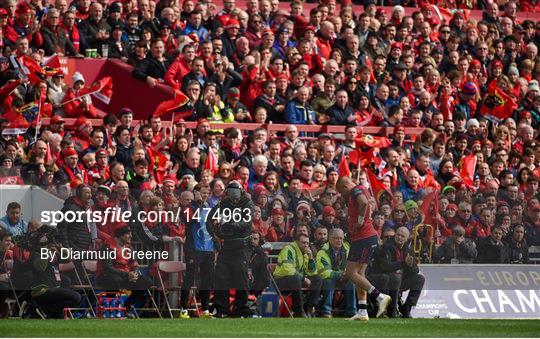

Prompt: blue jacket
[
  {"left": 285, "top": 100, "right": 316, "bottom": 124},
  {"left": 182, "top": 24, "right": 209, "bottom": 41},
  {"left": 0, "top": 215, "right": 27, "bottom": 236}
]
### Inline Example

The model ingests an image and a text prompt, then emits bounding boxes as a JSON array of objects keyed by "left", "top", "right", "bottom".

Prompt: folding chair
[
  {"left": 59, "top": 262, "right": 96, "bottom": 317},
  {"left": 156, "top": 261, "right": 188, "bottom": 318}
]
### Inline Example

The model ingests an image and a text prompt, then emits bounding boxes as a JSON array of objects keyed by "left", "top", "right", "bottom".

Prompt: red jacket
[
  {"left": 62, "top": 88, "right": 97, "bottom": 118},
  {"left": 164, "top": 57, "right": 192, "bottom": 89}
]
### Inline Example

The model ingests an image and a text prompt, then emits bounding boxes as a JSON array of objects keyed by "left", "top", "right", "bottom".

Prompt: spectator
[
  {"left": 316, "top": 228, "right": 356, "bottom": 318},
  {"left": 476, "top": 226, "right": 509, "bottom": 264},
  {"left": 0, "top": 202, "right": 27, "bottom": 236},
  {"left": 273, "top": 233, "right": 322, "bottom": 317},
  {"left": 434, "top": 226, "right": 478, "bottom": 264},
  {"left": 505, "top": 224, "right": 529, "bottom": 264},
  {"left": 372, "top": 227, "right": 425, "bottom": 318}
]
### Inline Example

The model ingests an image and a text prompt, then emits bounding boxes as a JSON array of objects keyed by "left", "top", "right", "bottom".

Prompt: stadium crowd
[{"left": 0, "top": 0, "right": 539, "bottom": 320}]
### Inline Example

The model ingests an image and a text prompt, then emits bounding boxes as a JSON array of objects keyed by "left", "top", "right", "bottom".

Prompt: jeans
[{"left": 318, "top": 278, "right": 356, "bottom": 317}]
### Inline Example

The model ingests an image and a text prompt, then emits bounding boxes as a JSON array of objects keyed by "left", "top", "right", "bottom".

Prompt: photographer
[
  {"left": 207, "top": 181, "right": 254, "bottom": 318},
  {"left": 29, "top": 226, "right": 81, "bottom": 319},
  {"left": 434, "top": 226, "right": 478, "bottom": 264}
]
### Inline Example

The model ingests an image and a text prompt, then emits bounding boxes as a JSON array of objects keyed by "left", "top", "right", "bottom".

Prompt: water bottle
[
  {"left": 103, "top": 298, "right": 110, "bottom": 319},
  {"left": 116, "top": 294, "right": 123, "bottom": 318},
  {"left": 260, "top": 287, "right": 279, "bottom": 317},
  {"left": 110, "top": 298, "right": 117, "bottom": 318}
]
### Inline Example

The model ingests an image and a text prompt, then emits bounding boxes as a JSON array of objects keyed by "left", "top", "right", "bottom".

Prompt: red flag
[
  {"left": 147, "top": 147, "right": 169, "bottom": 183},
  {"left": 420, "top": 191, "right": 440, "bottom": 226},
  {"left": 349, "top": 148, "right": 382, "bottom": 169},
  {"left": 355, "top": 135, "right": 392, "bottom": 149},
  {"left": 366, "top": 169, "right": 392, "bottom": 205},
  {"left": 153, "top": 90, "right": 190, "bottom": 118},
  {"left": 338, "top": 155, "right": 351, "bottom": 177},
  {"left": 42, "top": 55, "right": 62, "bottom": 76},
  {"left": 76, "top": 77, "right": 113, "bottom": 104},
  {"left": 1, "top": 112, "right": 29, "bottom": 135},
  {"left": 479, "top": 87, "right": 517, "bottom": 122},
  {"left": 204, "top": 147, "right": 219, "bottom": 175},
  {"left": 459, "top": 154, "right": 477, "bottom": 189},
  {"left": 19, "top": 55, "right": 46, "bottom": 85}
]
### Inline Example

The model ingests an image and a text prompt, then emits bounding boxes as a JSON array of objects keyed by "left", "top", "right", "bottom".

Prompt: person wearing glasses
[
  {"left": 434, "top": 226, "right": 477, "bottom": 264},
  {"left": 40, "top": 9, "right": 79, "bottom": 56}
]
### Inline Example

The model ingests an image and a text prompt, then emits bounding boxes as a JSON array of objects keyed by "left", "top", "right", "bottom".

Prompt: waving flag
[
  {"left": 204, "top": 147, "right": 219, "bottom": 176},
  {"left": 338, "top": 155, "right": 352, "bottom": 177},
  {"left": 75, "top": 77, "right": 114, "bottom": 104},
  {"left": 153, "top": 90, "right": 190, "bottom": 118},
  {"left": 366, "top": 168, "right": 392, "bottom": 205},
  {"left": 18, "top": 55, "right": 46, "bottom": 85},
  {"left": 2, "top": 112, "right": 30, "bottom": 135},
  {"left": 479, "top": 87, "right": 518, "bottom": 123},
  {"left": 355, "top": 135, "right": 392, "bottom": 149},
  {"left": 349, "top": 148, "right": 383, "bottom": 169},
  {"left": 459, "top": 154, "right": 477, "bottom": 189},
  {"left": 43, "top": 55, "right": 62, "bottom": 76},
  {"left": 17, "top": 101, "right": 39, "bottom": 123}
]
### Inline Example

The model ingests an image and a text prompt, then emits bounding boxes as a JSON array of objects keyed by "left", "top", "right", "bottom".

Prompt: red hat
[
  {"left": 446, "top": 204, "right": 458, "bottom": 211},
  {"left": 275, "top": 73, "right": 288, "bottom": 81},
  {"left": 391, "top": 42, "right": 403, "bottom": 50},
  {"left": 393, "top": 125, "right": 405, "bottom": 135},
  {"left": 492, "top": 60, "right": 504, "bottom": 69},
  {"left": 188, "top": 32, "right": 199, "bottom": 43},
  {"left": 254, "top": 185, "right": 269, "bottom": 196},
  {"left": 470, "top": 59, "right": 482, "bottom": 68},
  {"left": 0, "top": 8, "right": 8, "bottom": 17},
  {"left": 376, "top": 8, "right": 387, "bottom": 16},
  {"left": 139, "top": 182, "right": 153, "bottom": 192},
  {"left": 520, "top": 110, "right": 532, "bottom": 118},
  {"left": 69, "top": 179, "right": 82, "bottom": 188},
  {"left": 322, "top": 206, "right": 336, "bottom": 216},
  {"left": 225, "top": 18, "right": 240, "bottom": 29},
  {"left": 175, "top": 118, "right": 186, "bottom": 125},
  {"left": 163, "top": 174, "right": 178, "bottom": 186},
  {"left": 62, "top": 148, "right": 78, "bottom": 158},
  {"left": 472, "top": 140, "right": 482, "bottom": 147},
  {"left": 50, "top": 115, "right": 65, "bottom": 124},
  {"left": 262, "top": 28, "right": 274, "bottom": 37},
  {"left": 74, "top": 116, "right": 89, "bottom": 130},
  {"left": 305, "top": 25, "right": 317, "bottom": 32},
  {"left": 96, "top": 148, "right": 108, "bottom": 158},
  {"left": 271, "top": 208, "right": 286, "bottom": 216},
  {"left": 16, "top": 3, "right": 31, "bottom": 14}
]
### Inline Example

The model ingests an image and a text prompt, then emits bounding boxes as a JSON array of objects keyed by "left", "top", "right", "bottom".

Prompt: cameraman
[
  {"left": 29, "top": 227, "right": 81, "bottom": 319},
  {"left": 208, "top": 181, "right": 254, "bottom": 318},
  {"left": 434, "top": 226, "right": 478, "bottom": 264}
]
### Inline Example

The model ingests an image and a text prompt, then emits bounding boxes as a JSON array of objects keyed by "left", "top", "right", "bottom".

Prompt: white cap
[
  {"left": 72, "top": 71, "right": 85, "bottom": 85},
  {"left": 528, "top": 80, "right": 539, "bottom": 93}
]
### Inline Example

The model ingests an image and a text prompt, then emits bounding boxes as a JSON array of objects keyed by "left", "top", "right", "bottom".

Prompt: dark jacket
[
  {"left": 476, "top": 237, "right": 509, "bottom": 264},
  {"left": 505, "top": 238, "right": 529, "bottom": 264},
  {"left": 208, "top": 196, "right": 253, "bottom": 242},
  {"left": 372, "top": 240, "right": 419, "bottom": 278},
  {"left": 326, "top": 104, "right": 355, "bottom": 125},
  {"left": 57, "top": 197, "right": 92, "bottom": 251},
  {"left": 40, "top": 25, "right": 78, "bottom": 56},
  {"left": 106, "top": 40, "right": 130, "bottom": 59},
  {"left": 434, "top": 237, "right": 477, "bottom": 264},
  {"left": 132, "top": 55, "right": 171, "bottom": 81},
  {"left": 78, "top": 18, "right": 112, "bottom": 51},
  {"left": 248, "top": 244, "right": 269, "bottom": 293}
]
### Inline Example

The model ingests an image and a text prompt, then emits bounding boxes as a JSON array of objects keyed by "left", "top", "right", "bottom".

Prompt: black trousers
[
  {"left": 180, "top": 251, "right": 214, "bottom": 311},
  {"left": 274, "top": 275, "right": 322, "bottom": 314},
  {"left": 34, "top": 287, "right": 82, "bottom": 319},
  {"left": 388, "top": 273, "right": 425, "bottom": 310},
  {"left": 213, "top": 247, "right": 250, "bottom": 316},
  {"left": 96, "top": 272, "right": 153, "bottom": 308}
]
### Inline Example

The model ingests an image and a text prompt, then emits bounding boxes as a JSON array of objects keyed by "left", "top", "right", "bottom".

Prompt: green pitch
[{"left": 1, "top": 319, "right": 539, "bottom": 337}]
